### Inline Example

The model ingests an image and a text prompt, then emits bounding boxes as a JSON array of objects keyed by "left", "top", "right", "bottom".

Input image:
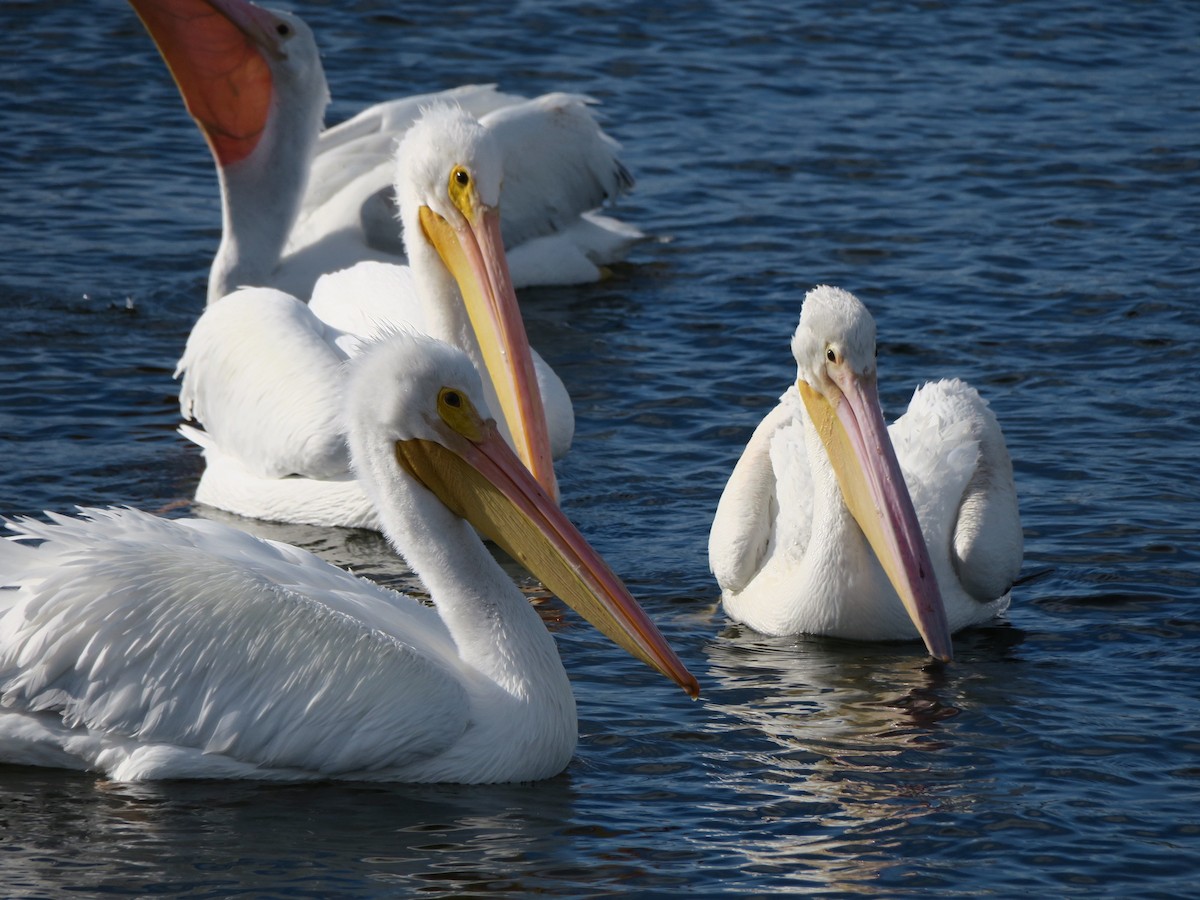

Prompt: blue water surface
[{"left": 0, "top": 0, "right": 1198, "bottom": 895}]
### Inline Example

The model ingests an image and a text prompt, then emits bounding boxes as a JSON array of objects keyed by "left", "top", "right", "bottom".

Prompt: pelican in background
[
  {"left": 709, "top": 286, "right": 1022, "bottom": 660},
  {"left": 127, "top": 0, "right": 641, "bottom": 303},
  {"left": 0, "top": 332, "right": 698, "bottom": 783},
  {"left": 177, "top": 104, "right": 572, "bottom": 528}
]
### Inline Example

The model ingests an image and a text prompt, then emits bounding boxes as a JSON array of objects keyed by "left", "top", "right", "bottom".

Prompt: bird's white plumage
[
  {"left": 177, "top": 106, "right": 574, "bottom": 528},
  {"left": 710, "top": 285, "right": 1022, "bottom": 644},
  {"left": 0, "top": 333, "right": 582, "bottom": 783},
  {"left": 292, "top": 90, "right": 638, "bottom": 295},
  {"left": 480, "top": 94, "right": 636, "bottom": 252},
  {"left": 895, "top": 379, "right": 1024, "bottom": 605},
  {"left": 178, "top": 287, "right": 350, "bottom": 481},
  {"left": 130, "top": 0, "right": 639, "bottom": 303}
]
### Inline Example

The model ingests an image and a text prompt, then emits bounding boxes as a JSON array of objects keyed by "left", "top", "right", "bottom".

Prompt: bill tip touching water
[
  {"left": 710, "top": 284, "right": 1023, "bottom": 662},
  {"left": 0, "top": 332, "right": 696, "bottom": 783}
]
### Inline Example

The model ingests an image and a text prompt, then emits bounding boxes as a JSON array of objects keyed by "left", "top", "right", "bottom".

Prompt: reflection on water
[
  {"left": 0, "top": 771, "right": 590, "bottom": 896},
  {"left": 697, "top": 624, "right": 1030, "bottom": 892}
]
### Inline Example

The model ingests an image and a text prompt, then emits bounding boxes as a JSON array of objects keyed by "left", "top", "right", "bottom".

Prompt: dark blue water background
[{"left": 1, "top": 0, "right": 1198, "bottom": 895}]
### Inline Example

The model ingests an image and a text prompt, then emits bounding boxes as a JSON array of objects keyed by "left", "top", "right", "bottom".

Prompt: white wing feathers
[
  {"left": 295, "top": 85, "right": 525, "bottom": 257},
  {"left": 306, "top": 261, "right": 426, "bottom": 350},
  {"left": 176, "top": 288, "right": 351, "bottom": 480},
  {"left": 709, "top": 392, "right": 801, "bottom": 594},
  {"left": 891, "top": 379, "right": 1023, "bottom": 604},
  {"left": 0, "top": 508, "right": 468, "bottom": 777},
  {"left": 481, "top": 94, "right": 635, "bottom": 249},
  {"left": 291, "top": 89, "right": 637, "bottom": 282}
]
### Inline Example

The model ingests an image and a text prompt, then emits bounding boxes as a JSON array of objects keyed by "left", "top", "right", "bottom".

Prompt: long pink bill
[
  {"left": 396, "top": 419, "right": 699, "bottom": 697},
  {"left": 805, "top": 370, "right": 954, "bottom": 661},
  {"left": 461, "top": 208, "right": 558, "bottom": 500}
]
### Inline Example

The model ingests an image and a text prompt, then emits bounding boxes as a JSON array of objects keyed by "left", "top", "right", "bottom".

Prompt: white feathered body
[
  {"left": 175, "top": 275, "right": 573, "bottom": 528},
  {"left": 219, "top": 84, "right": 640, "bottom": 301},
  {"left": 711, "top": 378, "right": 1022, "bottom": 640},
  {"left": 0, "top": 506, "right": 575, "bottom": 783},
  {"left": 0, "top": 325, "right": 680, "bottom": 785}
]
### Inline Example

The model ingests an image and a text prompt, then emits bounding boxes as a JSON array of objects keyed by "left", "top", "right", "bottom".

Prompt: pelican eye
[
  {"left": 276, "top": 22, "right": 290, "bottom": 36},
  {"left": 437, "top": 387, "right": 484, "bottom": 442},
  {"left": 447, "top": 167, "right": 474, "bottom": 218},
  {"left": 826, "top": 347, "right": 838, "bottom": 363}
]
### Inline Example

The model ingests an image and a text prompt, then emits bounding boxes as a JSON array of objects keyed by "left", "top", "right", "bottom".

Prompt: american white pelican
[
  {"left": 177, "top": 104, "right": 571, "bottom": 528},
  {"left": 0, "top": 332, "right": 698, "bottom": 783},
  {"left": 127, "top": 0, "right": 641, "bottom": 303},
  {"left": 709, "top": 286, "right": 1022, "bottom": 660}
]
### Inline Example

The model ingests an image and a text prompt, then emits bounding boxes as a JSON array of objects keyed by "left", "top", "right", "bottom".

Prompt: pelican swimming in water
[
  {"left": 177, "top": 104, "right": 573, "bottom": 528},
  {"left": 0, "top": 332, "right": 697, "bottom": 783},
  {"left": 127, "top": 0, "right": 640, "bottom": 303},
  {"left": 708, "top": 286, "right": 1022, "bottom": 660}
]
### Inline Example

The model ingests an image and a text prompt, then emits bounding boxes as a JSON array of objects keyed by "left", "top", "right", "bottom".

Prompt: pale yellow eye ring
[
  {"left": 437, "top": 386, "right": 484, "bottom": 442},
  {"left": 447, "top": 166, "right": 474, "bottom": 219}
]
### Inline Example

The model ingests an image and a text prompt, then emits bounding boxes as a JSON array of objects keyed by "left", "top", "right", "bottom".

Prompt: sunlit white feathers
[{"left": 710, "top": 285, "right": 1022, "bottom": 652}]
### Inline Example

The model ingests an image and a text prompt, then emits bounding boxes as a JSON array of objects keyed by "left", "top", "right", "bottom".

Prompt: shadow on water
[{"left": 0, "top": 768, "right": 595, "bottom": 896}]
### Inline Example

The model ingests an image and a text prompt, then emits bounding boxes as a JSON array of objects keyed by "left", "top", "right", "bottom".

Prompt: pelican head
[
  {"left": 345, "top": 331, "right": 699, "bottom": 698},
  {"left": 395, "top": 105, "right": 557, "bottom": 500},
  {"left": 128, "top": 0, "right": 328, "bottom": 169},
  {"left": 792, "top": 286, "right": 953, "bottom": 661}
]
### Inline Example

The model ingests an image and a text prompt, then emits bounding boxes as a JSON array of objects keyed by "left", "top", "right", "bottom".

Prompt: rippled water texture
[{"left": 1, "top": 0, "right": 1198, "bottom": 895}]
